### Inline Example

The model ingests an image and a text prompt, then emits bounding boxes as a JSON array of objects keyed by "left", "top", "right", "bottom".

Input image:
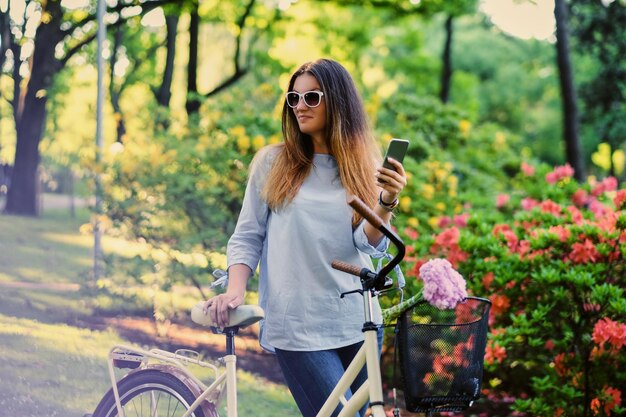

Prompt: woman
[{"left": 204, "top": 58, "right": 407, "bottom": 417}]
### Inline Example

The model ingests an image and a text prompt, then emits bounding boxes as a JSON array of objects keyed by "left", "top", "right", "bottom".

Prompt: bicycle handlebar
[
  {"left": 332, "top": 195, "right": 406, "bottom": 291},
  {"left": 347, "top": 195, "right": 384, "bottom": 229},
  {"left": 331, "top": 259, "right": 365, "bottom": 277}
]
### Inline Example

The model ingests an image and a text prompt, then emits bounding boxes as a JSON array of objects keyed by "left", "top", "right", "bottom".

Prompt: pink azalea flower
[
  {"left": 588, "top": 199, "right": 608, "bottom": 217},
  {"left": 569, "top": 239, "right": 600, "bottom": 264},
  {"left": 521, "top": 197, "right": 539, "bottom": 211},
  {"left": 438, "top": 216, "right": 452, "bottom": 228},
  {"left": 453, "top": 213, "right": 469, "bottom": 227},
  {"left": 540, "top": 199, "right": 562, "bottom": 216},
  {"left": 546, "top": 163, "right": 575, "bottom": 184},
  {"left": 591, "top": 176, "right": 618, "bottom": 196},
  {"left": 496, "top": 194, "right": 510, "bottom": 208},
  {"left": 419, "top": 258, "right": 467, "bottom": 309},
  {"left": 521, "top": 161, "right": 535, "bottom": 176}
]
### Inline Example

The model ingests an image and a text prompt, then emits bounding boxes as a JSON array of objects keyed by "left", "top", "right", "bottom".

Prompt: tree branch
[
  {"left": 204, "top": 0, "right": 255, "bottom": 98},
  {"left": 59, "top": 0, "right": 182, "bottom": 67},
  {"left": 62, "top": 0, "right": 181, "bottom": 38}
]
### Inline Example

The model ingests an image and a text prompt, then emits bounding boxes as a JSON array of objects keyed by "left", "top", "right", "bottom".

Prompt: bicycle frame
[
  {"left": 101, "top": 195, "right": 404, "bottom": 417},
  {"left": 316, "top": 288, "right": 386, "bottom": 417},
  {"left": 106, "top": 309, "right": 385, "bottom": 417}
]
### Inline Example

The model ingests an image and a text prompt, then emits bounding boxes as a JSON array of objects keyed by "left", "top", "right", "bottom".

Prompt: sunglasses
[{"left": 285, "top": 91, "right": 325, "bottom": 108}]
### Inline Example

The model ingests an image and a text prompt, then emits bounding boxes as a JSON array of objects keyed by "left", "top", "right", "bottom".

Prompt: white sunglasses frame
[{"left": 285, "top": 91, "right": 325, "bottom": 108}]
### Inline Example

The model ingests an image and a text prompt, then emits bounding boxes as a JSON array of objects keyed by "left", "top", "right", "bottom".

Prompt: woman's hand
[
  {"left": 376, "top": 157, "right": 407, "bottom": 202},
  {"left": 203, "top": 292, "right": 245, "bottom": 328}
]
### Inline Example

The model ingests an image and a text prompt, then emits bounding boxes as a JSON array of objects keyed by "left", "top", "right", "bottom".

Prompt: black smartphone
[{"left": 382, "top": 138, "right": 409, "bottom": 171}]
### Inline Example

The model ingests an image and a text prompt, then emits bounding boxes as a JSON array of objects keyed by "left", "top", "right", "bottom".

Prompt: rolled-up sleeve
[
  {"left": 353, "top": 220, "right": 389, "bottom": 258},
  {"left": 226, "top": 150, "right": 273, "bottom": 272}
]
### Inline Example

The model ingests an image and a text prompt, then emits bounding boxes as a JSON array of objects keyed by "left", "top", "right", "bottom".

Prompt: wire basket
[{"left": 397, "top": 296, "right": 491, "bottom": 413}]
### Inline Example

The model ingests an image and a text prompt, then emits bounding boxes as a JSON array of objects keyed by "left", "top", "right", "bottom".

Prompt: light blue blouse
[{"left": 227, "top": 145, "right": 387, "bottom": 352}]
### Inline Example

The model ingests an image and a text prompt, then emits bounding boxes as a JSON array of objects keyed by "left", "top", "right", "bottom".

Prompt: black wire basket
[{"left": 396, "top": 296, "right": 491, "bottom": 413}]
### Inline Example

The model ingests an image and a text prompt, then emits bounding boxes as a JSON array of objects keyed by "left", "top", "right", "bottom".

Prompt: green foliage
[{"left": 395, "top": 161, "right": 626, "bottom": 416}]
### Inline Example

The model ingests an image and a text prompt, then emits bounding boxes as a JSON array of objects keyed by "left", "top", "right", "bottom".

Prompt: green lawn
[{"left": 0, "top": 197, "right": 298, "bottom": 417}]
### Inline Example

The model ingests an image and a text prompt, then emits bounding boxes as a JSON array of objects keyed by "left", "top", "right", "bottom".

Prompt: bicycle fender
[{"left": 126, "top": 364, "right": 219, "bottom": 417}]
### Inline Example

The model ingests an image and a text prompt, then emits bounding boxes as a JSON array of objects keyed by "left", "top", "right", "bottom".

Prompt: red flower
[
  {"left": 482, "top": 272, "right": 494, "bottom": 290},
  {"left": 569, "top": 239, "right": 600, "bottom": 264},
  {"left": 407, "top": 259, "right": 427, "bottom": 278},
  {"left": 554, "top": 352, "right": 574, "bottom": 377},
  {"left": 485, "top": 340, "right": 506, "bottom": 365},
  {"left": 492, "top": 224, "right": 519, "bottom": 252},
  {"left": 403, "top": 227, "right": 418, "bottom": 240},
  {"left": 489, "top": 294, "right": 510, "bottom": 323},
  {"left": 592, "top": 317, "right": 626, "bottom": 352},
  {"left": 614, "top": 189, "right": 626, "bottom": 210},
  {"left": 571, "top": 189, "right": 589, "bottom": 207},
  {"left": 566, "top": 206, "right": 584, "bottom": 224},
  {"left": 548, "top": 225, "right": 570, "bottom": 242},
  {"left": 591, "top": 386, "right": 622, "bottom": 416},
  {"left": 435, "top": 227, "right": 460, "bottom": 246},
  {"left": 591, "top": 398, "right": 601, "bottom": 416},
  {"left": 540, "top": 199, "right": 562, "bottom": 216}
]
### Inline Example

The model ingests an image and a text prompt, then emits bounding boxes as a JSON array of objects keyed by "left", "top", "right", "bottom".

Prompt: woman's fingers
[
  {"left": 204, "top": 294, "right": 244, "bottom": 327},
  {"left": 377, "top": 158, "right": 407, "bottom": 194}
]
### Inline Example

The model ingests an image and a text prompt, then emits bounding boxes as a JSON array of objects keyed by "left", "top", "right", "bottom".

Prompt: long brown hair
[{"left": 262, "top": 59, "right": 381, "bottom": 226}]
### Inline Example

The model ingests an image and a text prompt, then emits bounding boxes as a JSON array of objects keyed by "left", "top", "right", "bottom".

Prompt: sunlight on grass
[
  {"left": 0, "top": 314, "right": 120, "bottom": 416},
  {"left": 235, "top": 371, "right": 299, "bottom": 415},
  {"left": 1, "top": 200, "right": 298, "bottom": 417},
  {"left": 0, "top": 212, "right": 93, "bottom": 285},
  {"left": 0, "top": 314, "right": 298, "bottom": 417},
  {"left": 43, "top": 231, "right": 93, "bottom": 249}
]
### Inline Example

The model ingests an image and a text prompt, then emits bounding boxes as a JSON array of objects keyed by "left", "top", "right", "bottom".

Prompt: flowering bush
[{"left": 398, "top": 162, "right": 626, "bottom": 416}]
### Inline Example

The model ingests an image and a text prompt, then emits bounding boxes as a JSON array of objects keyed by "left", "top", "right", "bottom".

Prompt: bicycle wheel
[{"left": 92, "top": 369, "right": 216, "bottom": 417}]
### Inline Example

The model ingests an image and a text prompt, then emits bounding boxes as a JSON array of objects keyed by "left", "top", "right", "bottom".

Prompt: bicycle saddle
[{"left": 191, "top": 302, "right": 265, "bottom": 329}]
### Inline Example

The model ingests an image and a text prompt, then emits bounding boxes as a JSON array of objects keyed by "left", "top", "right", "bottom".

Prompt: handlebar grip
[
  {"left": 347, "top": 195, "right": 384, "bottom": 228},
  {"left": 331, "top": 260, "right": 364, "bottom": 277}
]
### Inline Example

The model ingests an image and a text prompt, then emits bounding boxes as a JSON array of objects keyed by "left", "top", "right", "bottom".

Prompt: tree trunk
[
  {"left": 439, "top": 15, "right": 453, "bottom": 104},
  {"left": 554, "top": 0, "right": 586, "bottom": 181},
  {"left": 4, "top": 0, "right": 64, "bottom": 216},
  {"left": 110, "top": 26, "right": 127, "bottom": 143},
  {"left": 156, "top": 14, "right": 179, "bottom": 108},
  {"left": 186, "top": 5, "right": 201, "bottom": 117}
]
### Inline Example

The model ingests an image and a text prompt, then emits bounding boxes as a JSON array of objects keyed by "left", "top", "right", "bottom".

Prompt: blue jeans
[{"left": 275, "top": 329, "right": 383, "bottom": 417}]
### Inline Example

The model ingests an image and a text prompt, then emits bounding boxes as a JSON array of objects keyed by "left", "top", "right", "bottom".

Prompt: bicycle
[{"left": 88, "top": 196, "right": 490, "bottom": 417}]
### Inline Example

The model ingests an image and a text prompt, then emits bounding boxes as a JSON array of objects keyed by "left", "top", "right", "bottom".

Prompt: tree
[
  {"left": 1, "top": 0, "right": 177, "bottom": 216},
  {"left": 571, "top": 0, "right": 626, "bottom": 179},
  {"left": 318, "top": 0, "right": 477, "bottom": 104},
  {"left": 554, "top": 0, "right": 586, "bottom": 181}
]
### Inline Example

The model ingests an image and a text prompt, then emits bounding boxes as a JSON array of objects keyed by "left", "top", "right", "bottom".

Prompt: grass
[{"left": 0, "top": 195, "right": 298, "bottom": 416}]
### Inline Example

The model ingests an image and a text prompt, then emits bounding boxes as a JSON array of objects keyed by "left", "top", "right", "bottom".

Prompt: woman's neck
[{"left": 311, "top": 135, "right": 329, "bottom": 154}]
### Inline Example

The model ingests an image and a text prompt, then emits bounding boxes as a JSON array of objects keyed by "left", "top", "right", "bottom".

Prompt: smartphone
[{"left": 382, "top": 138, "right": 409, "bottom": 171}]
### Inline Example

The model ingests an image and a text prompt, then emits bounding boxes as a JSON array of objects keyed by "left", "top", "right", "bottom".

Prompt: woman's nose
[{"left": 295, "top": 97, "right": 308, "bottom": 110}]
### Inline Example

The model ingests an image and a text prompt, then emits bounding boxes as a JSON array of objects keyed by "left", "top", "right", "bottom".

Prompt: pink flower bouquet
[{"left": 383, "top": 258, "right": 468, "bottom": 324}]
